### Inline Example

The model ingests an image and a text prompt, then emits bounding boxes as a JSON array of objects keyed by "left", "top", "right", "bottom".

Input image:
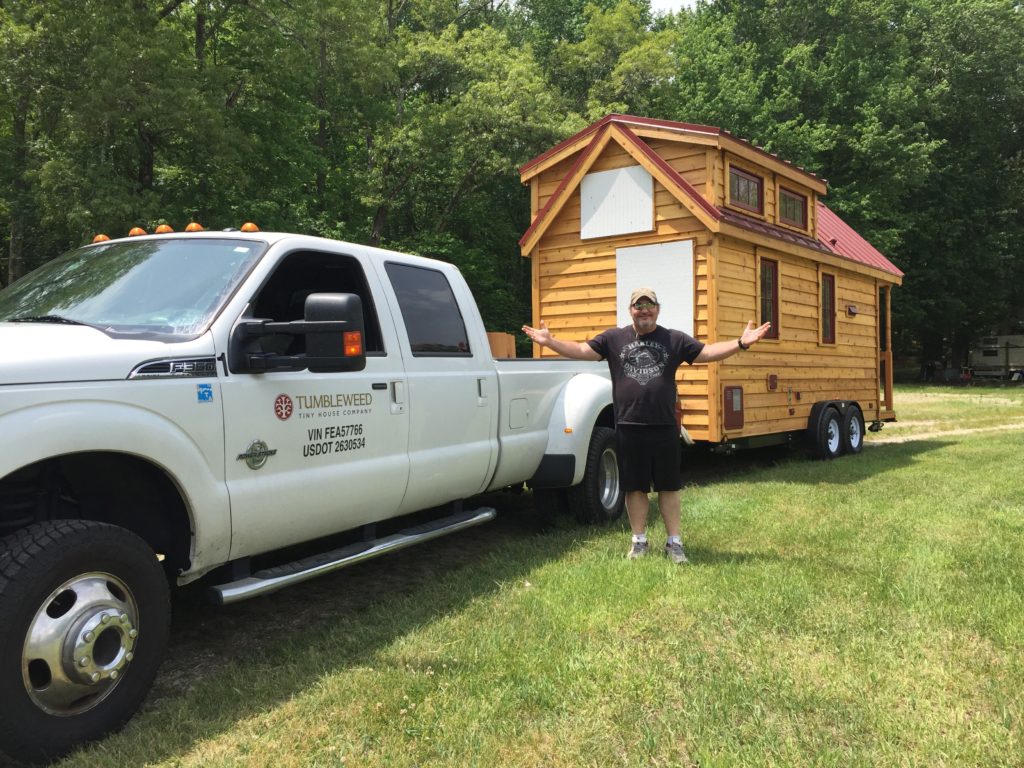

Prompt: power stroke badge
[{"left": 237, "top": 440, "right": 277, "bottom": 470}]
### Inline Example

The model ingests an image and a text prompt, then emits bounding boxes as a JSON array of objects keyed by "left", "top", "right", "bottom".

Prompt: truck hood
[{"left": 0, "top": 323, "right": 217, "bottom": 385}]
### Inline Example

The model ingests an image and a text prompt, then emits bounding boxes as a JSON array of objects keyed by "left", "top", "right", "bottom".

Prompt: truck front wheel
[
  {"left": 0, "top": 520, "right": 170, "bottom": 764},
  {"left": 569, "top": 426, "right": 625, "bottom": 524}
]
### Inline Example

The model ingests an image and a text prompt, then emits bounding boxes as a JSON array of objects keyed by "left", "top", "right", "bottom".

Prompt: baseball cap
[{"left": 629, "top": 287, "right": 658, "bottom": 306}]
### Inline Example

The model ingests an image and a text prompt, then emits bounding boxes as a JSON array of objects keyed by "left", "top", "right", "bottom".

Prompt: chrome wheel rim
[
  {"left": 598, "top": 446, "right": 621, "bottom": 512},
  {"left": 22, "top": 572, "right": 139, "bottom": 716}
]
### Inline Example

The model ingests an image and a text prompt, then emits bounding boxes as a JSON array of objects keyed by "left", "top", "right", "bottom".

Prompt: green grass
[{"left": 57, "top": 385, "right": 1024, "bottom": 767}]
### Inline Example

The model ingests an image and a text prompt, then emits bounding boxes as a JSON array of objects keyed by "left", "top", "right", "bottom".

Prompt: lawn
[{"left": 55, "top": 385, "right": 1024, "bottom": 767}]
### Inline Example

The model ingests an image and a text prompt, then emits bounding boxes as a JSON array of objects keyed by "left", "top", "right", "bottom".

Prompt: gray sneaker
[
  {"left": 627, "top": 540, "right": 650, "bottom": 559},
  {"left": 664, "top": 541, "right": 689, "bottom": 564}
]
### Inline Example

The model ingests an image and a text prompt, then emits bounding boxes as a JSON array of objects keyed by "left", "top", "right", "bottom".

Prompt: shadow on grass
[
  {"left": 680, "top": 439, "right": 956, "bottom": 487},
  {"left": 54, "top": 492, "right": 599, "bottom": 767}
]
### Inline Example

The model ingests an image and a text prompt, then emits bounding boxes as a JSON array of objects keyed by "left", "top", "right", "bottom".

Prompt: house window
[
  {"left": 760, "top": 258, "right": 779, "bottom": 339},
  {"left": 821, "top": 273, "right": 836, "bottom": 344},
  {"left": 729, "top": 166, "right": 763, "bottom": 214},
  {"left": 780, "top": 188, "right": 807, "bottom": 229}
]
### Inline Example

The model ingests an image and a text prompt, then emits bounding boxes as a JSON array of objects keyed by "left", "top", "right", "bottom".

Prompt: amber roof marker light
[
  {"left": 240, "top": 222, "right": 260, "bottom": 233},
  {"left": 128, "top": 227, "right": 147, "bottom": 237},
  {"left": 92, "top": 234, "right": 111, "bottom": 243}
]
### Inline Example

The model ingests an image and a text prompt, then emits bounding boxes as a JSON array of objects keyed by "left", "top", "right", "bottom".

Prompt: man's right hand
[{"left": 521, "top": 320, "right": 552, "bottom": 347}]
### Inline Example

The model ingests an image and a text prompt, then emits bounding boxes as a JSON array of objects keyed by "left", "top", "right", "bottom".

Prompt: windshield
[{"left": 0, "top": 238, "right": 266, "bottom": 340}]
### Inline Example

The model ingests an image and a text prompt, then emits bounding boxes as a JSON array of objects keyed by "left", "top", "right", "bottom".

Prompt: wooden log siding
[
  {"left": 715, "top": 236, "right": 882, "bottom": 436},
  {"left": 532, "top": 145, "right": 714, "bottom": 439}
]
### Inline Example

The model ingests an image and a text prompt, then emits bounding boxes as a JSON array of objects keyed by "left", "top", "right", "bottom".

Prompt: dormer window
[
  {"left": 729, "top": 166, "right": 763, "bottom": 214},
  {"left": 780, "top": 187, "right": 808, "bottom": 229}
]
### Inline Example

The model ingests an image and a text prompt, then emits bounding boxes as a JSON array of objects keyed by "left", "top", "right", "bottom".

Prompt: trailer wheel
[
  {"left": 0, "top": 520, "right": 170, "bottom": 764},
  {"left": 568, "top": 426, "right": 624, "bottom": 524},
  {"left": 841, "top": 405, "right": 865, "bottom": 455},
  {"left": 813, "top": 407, "right": 843, "bottom": 460}
]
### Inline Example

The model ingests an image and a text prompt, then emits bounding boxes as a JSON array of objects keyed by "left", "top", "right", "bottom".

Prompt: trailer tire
[
  {"left": 568, "top": 426, "right": 624, "bottom": 524},
  {"left": 841, "top": 405, "right": 865, "bottom": 455},
  {"left": 0, "top": 520, "right": 170, "bottom": 765},
  {"left": 812, "top": 406, "right": 843, "bottom": 460}
]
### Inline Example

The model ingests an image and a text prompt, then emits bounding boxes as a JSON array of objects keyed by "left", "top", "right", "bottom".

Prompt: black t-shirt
[{"left": 587, "top": 325, "right": 705, "bottom": 426}]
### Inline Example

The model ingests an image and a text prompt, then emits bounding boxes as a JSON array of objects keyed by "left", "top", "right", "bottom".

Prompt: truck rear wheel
[
  {"left": 0, "top": 520, "right": 170, "bottom": 764},
  {"left": 568, "top": 426, "right": 624, "bottom": 524}
]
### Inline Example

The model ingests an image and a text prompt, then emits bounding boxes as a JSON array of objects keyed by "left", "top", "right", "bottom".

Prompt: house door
[{"left": 615, "top": 240, "right": 695, "bottom": 332}]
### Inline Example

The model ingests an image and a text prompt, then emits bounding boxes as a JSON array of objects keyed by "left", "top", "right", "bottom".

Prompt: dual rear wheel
[{"left": 533, "top": 426, "right": 625, "bottom": 525}]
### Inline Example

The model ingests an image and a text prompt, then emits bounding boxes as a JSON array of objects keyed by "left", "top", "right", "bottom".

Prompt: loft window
[
  {"left": 729, "top": 166, "right": 763, "bottom": 214},
  {"left": 780, "top": 187, "right": 808, "bottom": 229},
  {"left": 821, "top": 273, "right": 836, "bottom": 344},
  {"left": 760, "top": 258, "right": 779, "bottom": 339}
]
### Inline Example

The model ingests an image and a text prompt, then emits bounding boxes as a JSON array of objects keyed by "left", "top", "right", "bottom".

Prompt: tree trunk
[
  {"left": 195, "top": 0, "right": 207, "bottom": 68},
  {"left": 7, "top": 93, "right": 30, "bottom": 285},
  {"left": 315, "top": 36, "right": 328, "bottom": 211},
  {"left": 137, "top": 122, "right": 154, "bottom": 191}
]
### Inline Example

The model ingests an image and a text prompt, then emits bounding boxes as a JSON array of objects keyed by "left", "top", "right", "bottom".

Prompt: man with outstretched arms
[{"left": 523, "top": 288, "right": 771, "bottom": 563}]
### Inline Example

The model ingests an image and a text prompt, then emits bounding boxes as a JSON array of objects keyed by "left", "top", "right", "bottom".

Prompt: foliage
[{"left": 1, "top": 0, "right": 1021, "bottom": 356}]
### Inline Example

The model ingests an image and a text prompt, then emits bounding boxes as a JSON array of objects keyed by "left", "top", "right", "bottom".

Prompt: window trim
[
  {"left": 758, "top": 255, "right": 780, "bottom": 340},
  {"left": 779, "top": 186, "right": 809, "bottom": 230},
  {"left": 728, "top": 163, "right": 764, "bottom": 215},
  {"left": 820, "top": 270, "right": 836, "bottom": 345}
]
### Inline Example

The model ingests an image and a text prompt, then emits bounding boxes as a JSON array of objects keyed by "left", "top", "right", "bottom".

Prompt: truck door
[
  {"left": 220, "top": 248, "right": 410, "bottom": 559},
  {"left": 379, "top": 261, "right": 498, "bottom": 513}
]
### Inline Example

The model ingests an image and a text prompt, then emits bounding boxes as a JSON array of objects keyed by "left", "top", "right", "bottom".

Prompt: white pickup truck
[{"left": 0, "top": 230, "right": 622, "bottom": 763}]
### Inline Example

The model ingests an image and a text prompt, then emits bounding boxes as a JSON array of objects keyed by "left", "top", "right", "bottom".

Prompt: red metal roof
[
  {"left": 815, "top": 202, "right": 903, "bottom": 278},
  {"left": 520, "top": 114, "right": 826, "bottom": 187}
]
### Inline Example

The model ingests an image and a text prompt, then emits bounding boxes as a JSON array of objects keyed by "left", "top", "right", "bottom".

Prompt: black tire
[
  {"left": 813, "top": 406, "right": 843, "bottom": 460},
  {"left": 0, "top": 520, "right": 170, "bottom": 764},
  {"left": 568, "top": 426, "right": 625, "bottom": 524},
  {"left": 841, "top": 405, "right": 865, "bottom": 455}
]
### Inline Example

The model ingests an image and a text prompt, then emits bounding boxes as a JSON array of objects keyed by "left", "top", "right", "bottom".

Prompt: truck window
[
  {"left": 384, "top": 262, "right": 471, "bottom": 356},
  {"left": 251, "top": 250, "right": 384, "bottom": 355}
]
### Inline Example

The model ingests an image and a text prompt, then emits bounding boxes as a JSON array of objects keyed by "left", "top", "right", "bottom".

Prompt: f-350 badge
[{"left": 237, "top": 440, "right": 277, "bottom": 470}]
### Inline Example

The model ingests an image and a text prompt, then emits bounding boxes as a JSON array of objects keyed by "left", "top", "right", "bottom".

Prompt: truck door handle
[
  {"left": 372, "top": 382, "right": 387, "bottom": 390},
  {"left": 477, "top": 378, "right": 487, "bottom": 398},
  {"left": 392, "top": 381, "right": 405, "bottom": 404}
]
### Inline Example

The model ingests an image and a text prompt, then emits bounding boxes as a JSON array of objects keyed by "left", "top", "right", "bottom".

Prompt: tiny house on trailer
[{"left": 519, "top": 114, "right": 904, "bottom": 457}]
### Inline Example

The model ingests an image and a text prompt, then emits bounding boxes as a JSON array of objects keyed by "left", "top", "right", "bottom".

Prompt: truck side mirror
[
  {"left": 305, "top": 293, "right": 366, "bottom": 373},
  {"left": 229, "top": 292, "right": 367, "bottom": 374}
]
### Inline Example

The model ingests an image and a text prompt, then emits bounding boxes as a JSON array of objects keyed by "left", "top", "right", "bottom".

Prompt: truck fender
[
  {"left": 0, "top": 402, "right": 230, "bottom": 576},
  {"left": 530, "top": 373, "right": 613, "bottom": 489}
]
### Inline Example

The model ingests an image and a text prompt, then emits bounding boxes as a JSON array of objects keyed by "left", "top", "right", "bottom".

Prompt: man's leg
[
  {"left": 626, "top": 490, "right": 650, "bottom": 535},
  {"left": 657, "top": 489, "right": 681, "bottom": 538}
]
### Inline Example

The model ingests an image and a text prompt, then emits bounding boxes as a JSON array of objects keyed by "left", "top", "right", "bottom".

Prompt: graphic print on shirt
[{"left": 620, "top": 339, "right": 670, "bottom": 385}]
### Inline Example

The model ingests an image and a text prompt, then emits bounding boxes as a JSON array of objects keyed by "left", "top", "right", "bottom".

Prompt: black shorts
[{"left": 617, "top": 425, "right": 682, "bottom": 493}]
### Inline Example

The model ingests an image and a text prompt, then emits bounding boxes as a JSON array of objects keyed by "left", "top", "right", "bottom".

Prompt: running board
[{"left": 208, "top": 507, "right": 496, "bottom": 605}]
